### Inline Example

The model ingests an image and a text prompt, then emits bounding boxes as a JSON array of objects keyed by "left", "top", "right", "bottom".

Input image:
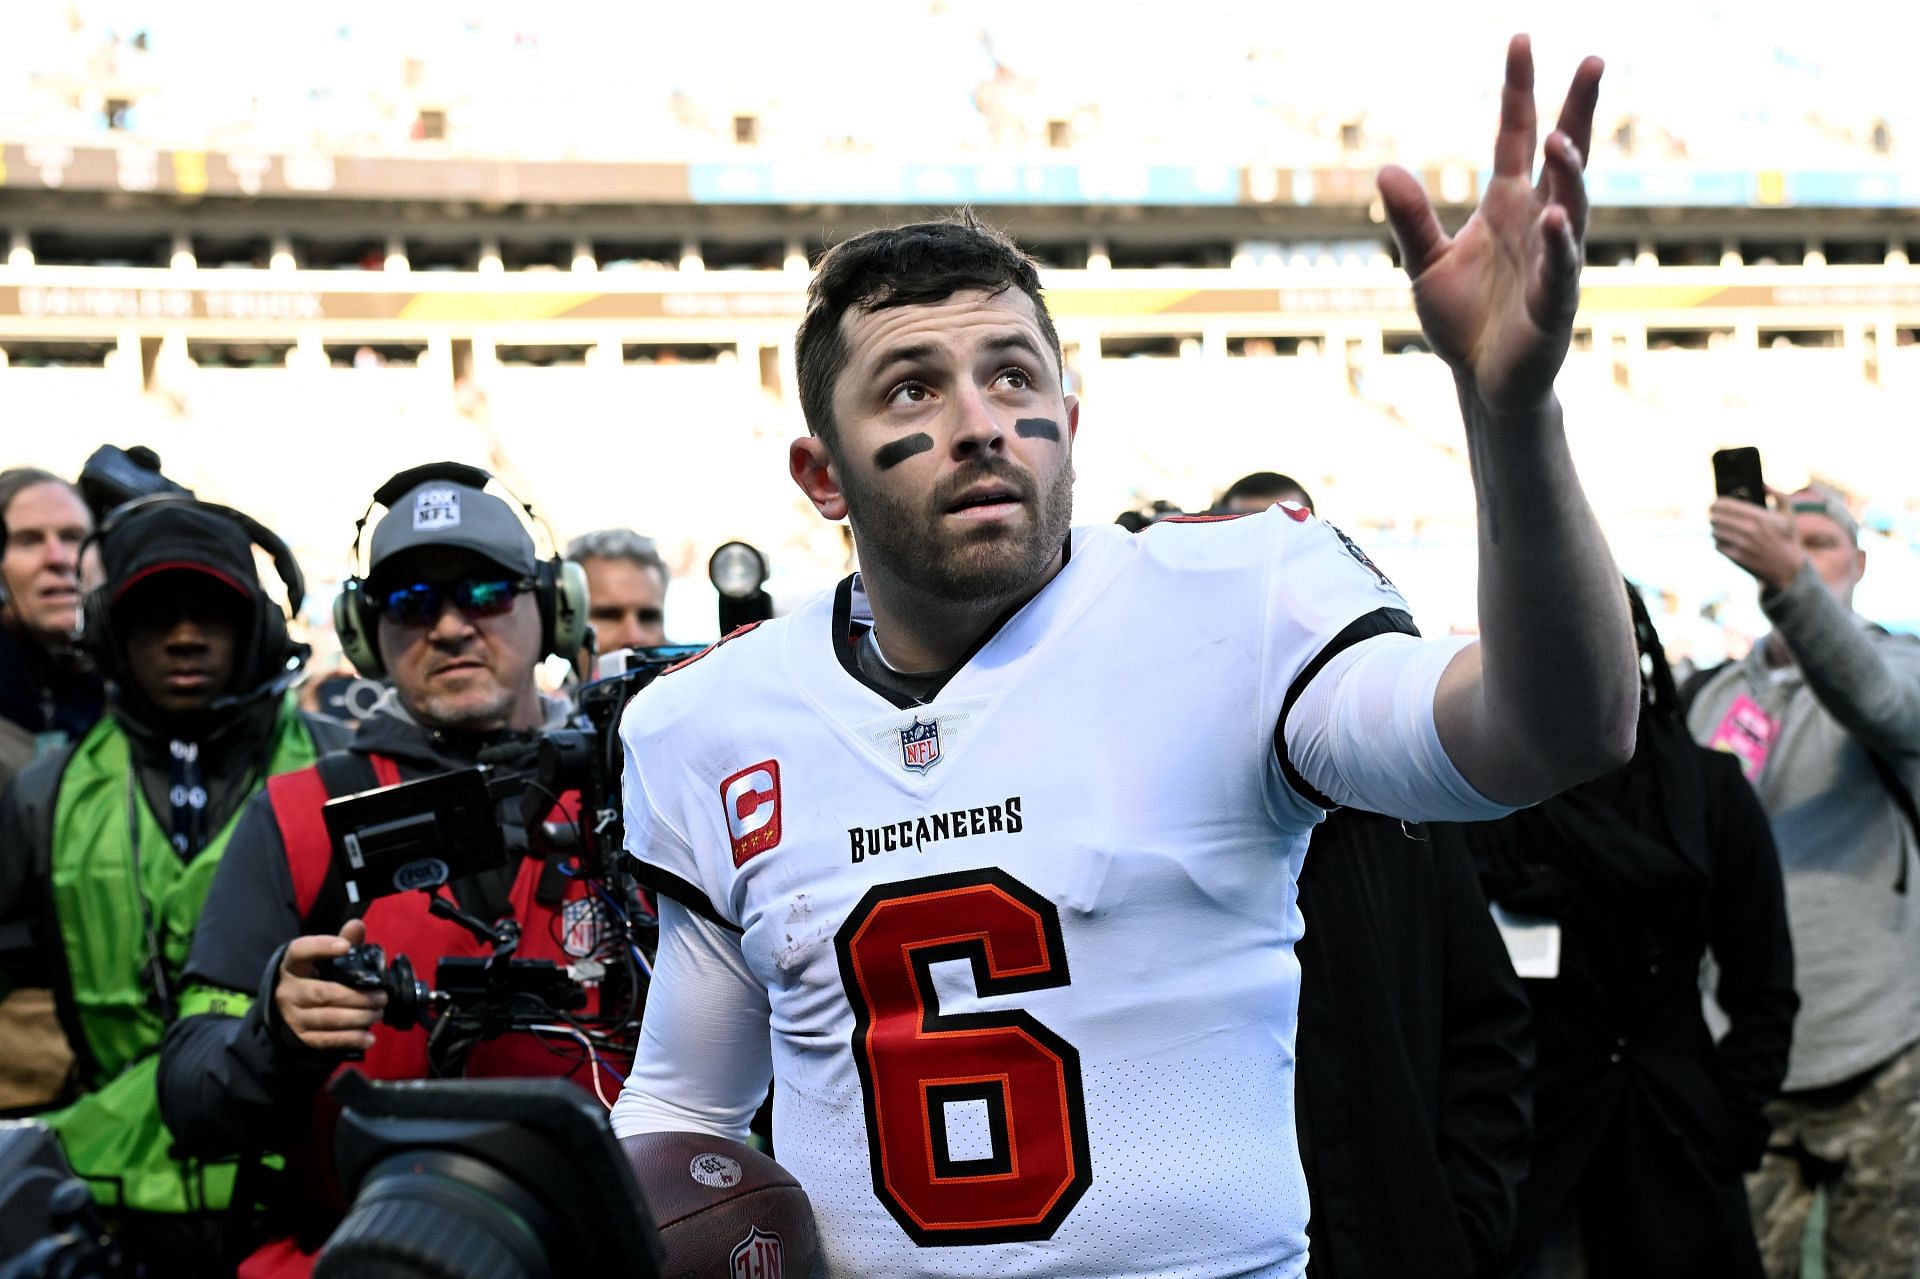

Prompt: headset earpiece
[
  {"left": 350, "top": 464, "right": 585, "bottom": 668},
  {"left": 333, "top": 579, "right": 385, "bottom": 680},
  {"left": 78, "top": 582, "right": 119, "bottom": 682},
  {"left": 548, "top": 558, "right": 589, "bottom": 662}
]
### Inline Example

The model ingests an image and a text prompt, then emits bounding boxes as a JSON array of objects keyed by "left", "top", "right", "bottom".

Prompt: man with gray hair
[
  {"left": 1689, "top": 480, "right": 1920, "bottom": 1278},
  {"left": 566, "top": 529, "right": 670, "bottom": 655}
]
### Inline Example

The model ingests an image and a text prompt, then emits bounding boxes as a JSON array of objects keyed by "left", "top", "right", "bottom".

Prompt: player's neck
[{"left": 861, "top": 550, "right": 1066, "bottom": 673}]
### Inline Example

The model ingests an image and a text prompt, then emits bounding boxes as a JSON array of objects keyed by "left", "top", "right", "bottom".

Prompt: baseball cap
[
  {"left": 366, "top": 476, "right": 538, "bottom": 585},
  {"left": 1788, "top": 482, "right": 1860, "bottom": 545},
  {"left": 105, "top": 501, "right": 261, "bottom": 610}
]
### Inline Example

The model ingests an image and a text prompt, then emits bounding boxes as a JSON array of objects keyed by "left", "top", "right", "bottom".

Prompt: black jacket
[
  {"left": 157, "top": 694, "right": 565, "bottom": 1159},
  {"left": 1294, "top": 811, "right": 1534, "bottom": 1279},
  {"left": 0, "top": 618, "right": 102, "bottom": 793},
  {"left": 1463, "top": 710, "right": 1796, "bottom": 1275}
]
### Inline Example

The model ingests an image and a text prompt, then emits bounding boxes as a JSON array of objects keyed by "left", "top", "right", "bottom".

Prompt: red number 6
[{"left": 834, "top": 868, "right": 1092, "bottom": 1246}]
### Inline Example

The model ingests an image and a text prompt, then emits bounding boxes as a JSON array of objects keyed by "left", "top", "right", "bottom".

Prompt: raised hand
[
  {"left": 1710, "top": 489, "right": 1806, "bottom": 592},
  {"left": 1378, "top": 35, "right": 1603, "bottom": 416}
]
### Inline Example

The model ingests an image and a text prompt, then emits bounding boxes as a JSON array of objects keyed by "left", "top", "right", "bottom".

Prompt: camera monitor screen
[{"left": 322, "top": 768, "right": 509, "bottom": 905}]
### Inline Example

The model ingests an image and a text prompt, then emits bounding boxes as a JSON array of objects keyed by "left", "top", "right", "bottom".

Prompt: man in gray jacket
[{"left": 1689, "top": 481, "right": 1920, "bottom": 1279}]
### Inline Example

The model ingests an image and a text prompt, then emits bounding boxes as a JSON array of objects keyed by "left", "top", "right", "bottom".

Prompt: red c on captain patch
[{"left": 720, "top": 760, "right": 782, "bottom": 867}]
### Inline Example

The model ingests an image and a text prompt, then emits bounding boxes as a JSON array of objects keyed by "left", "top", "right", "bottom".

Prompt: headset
[
  {"left": 80, "top": 493, "right": 308, "bottom": 705},
  {"left": 333, "top": 462, "right": 588, "bottom": 680}
]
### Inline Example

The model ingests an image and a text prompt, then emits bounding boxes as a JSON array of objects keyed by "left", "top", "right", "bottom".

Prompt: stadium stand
[{"left": 1, "top": 8, "right": 1916, "bottom": 655}]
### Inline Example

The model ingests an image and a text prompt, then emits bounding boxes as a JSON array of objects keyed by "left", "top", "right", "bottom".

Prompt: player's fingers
[
  {"left": 1378, "top": 165, "right": 1450, "bottom": 279},
  {"left": 1542, "top": 132, "right": 1590, "bottom": 239},
  {"left": 1530, "top": 204, "right": 1581, "bottom": 327},
  {"left": 1493, "top": 34, "right": 1538, "bottom": 180},
  {"left": 340, "top": 919, "right": 367, "bottom": 946},
  {"left": 1551, "top": 55, "right": 1604, "bottom": 166}
]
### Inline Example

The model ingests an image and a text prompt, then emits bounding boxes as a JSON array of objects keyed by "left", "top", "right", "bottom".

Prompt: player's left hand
[{"left": 1379, "top": 35, "right": 1603, "bottom": 417}]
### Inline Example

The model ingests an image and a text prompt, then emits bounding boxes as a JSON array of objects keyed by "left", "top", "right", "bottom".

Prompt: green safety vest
[{"left": 40, "top": 698, "right": 319, "bottom": 1214}]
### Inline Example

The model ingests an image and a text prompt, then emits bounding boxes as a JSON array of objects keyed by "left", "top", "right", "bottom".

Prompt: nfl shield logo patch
[
  {"left": 730, "top": 1225, "right": 783, "bottom": 1279},
  {"left": 899, "top": 717, "right": 942, "bottom": 774},
  {"left": 560, "top": 897, "right": 605, "bottom": 958}
]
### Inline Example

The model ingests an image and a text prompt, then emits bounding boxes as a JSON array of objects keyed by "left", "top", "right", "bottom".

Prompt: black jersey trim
[
  {"left": 631, "top": 862, "right": 742, "bottom": 935},
  {"left": 831, "top": 536, "right": 1071, "bottom": 712},
  {"left": 1275, "top": 607, "right": 1421, "bottom": 810}
]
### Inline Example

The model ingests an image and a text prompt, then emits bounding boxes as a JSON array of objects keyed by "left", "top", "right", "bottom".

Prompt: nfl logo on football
[
  {"left": 730, "top": 1225, "right": 783, "bottom": 1279},
  {"left": 899, "top": 717, "right": 941, "bottom": 774}
]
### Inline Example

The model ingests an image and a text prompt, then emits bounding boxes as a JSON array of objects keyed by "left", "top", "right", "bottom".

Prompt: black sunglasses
[{"left": 375, "top": 577, "right": 532, "bottom": 627}]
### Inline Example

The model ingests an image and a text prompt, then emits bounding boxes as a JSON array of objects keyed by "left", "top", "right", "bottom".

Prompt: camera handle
[{"left": 424, "top": 891, "right": 521, "bottom": 957}]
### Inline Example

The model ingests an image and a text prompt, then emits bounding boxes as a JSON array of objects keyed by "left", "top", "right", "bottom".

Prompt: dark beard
[{"left": 844, "top": 455, "right": 1073, "bottom": 605}]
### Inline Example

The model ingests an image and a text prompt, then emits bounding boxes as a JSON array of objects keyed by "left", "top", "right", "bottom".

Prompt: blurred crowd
[{"left": 4, "top": 0, "right": 1909, "bottom": 168}]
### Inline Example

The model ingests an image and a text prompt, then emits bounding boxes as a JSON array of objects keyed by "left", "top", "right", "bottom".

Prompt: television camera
[{"left": 313, "top": 643, "right": 707, "bottom": 1075}]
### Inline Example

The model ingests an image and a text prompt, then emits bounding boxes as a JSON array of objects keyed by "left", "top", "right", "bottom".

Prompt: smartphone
[{"left": 1712, "top": 447, "right": 1766, "bottom": 505}]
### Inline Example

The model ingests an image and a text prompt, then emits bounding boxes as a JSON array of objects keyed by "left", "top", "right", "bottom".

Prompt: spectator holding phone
[{"left": 1688, "top": 476, "right": 1920, "bottom": 1278}]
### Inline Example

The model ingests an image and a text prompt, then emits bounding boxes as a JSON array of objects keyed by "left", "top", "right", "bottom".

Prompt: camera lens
[{"left": 315, "top": 1151, "right": 554, "bottom": 1279}]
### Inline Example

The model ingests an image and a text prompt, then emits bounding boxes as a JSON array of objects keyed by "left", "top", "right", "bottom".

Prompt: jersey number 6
[{"left": 834, "top": 867, "right": 1093, "bottom": 1246}]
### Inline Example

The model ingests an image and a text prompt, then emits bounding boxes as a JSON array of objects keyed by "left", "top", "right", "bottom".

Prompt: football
[{"left": 624, "top": 1131, "right": 817, "bottom": 1279}]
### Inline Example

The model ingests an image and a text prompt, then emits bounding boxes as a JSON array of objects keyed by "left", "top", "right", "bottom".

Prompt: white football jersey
[{"left": 619, "top": 509, "right": 1475, "bottom": 1278}]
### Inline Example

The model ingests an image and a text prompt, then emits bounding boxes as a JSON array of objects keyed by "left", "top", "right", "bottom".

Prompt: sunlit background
[{"left": 2, "top": 0, "right": 1916, "bottom": 656}]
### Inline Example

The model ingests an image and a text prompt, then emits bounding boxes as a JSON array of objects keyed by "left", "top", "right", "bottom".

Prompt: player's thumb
[{"left": 340, "top": 918, "right": 367, "bottom": 947}]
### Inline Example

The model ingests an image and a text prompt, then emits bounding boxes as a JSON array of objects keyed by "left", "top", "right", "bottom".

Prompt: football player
[{"left": 613, "top": 37, "right": 1634, "bottom": 1279}]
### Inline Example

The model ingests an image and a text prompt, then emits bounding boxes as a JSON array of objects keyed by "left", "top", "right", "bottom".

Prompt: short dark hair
[
  {"left": 1219, "top": 471, "right": 1314, "bottom": 514},
  {"left": 795, "top": 213, "right": 1063, "bottom": 446},
  {"left": 0, "top": 467, "right": 82, "bottom": 538}
]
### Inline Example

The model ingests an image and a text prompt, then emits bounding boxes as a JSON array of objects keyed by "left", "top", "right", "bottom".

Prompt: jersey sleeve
[
  {"left": 1243, "top": 509, "right": 1517, "bottom": 823},
  {"left": 1249, "top": 510, "right": 1416, "bottom": 804},
  {"left": 609, "top": 897, "right": 772, "bottom": 1142},
  {"left": 619, "top": 691, "right": 741, "bottom": 933},
  {"left": 1282, "top": 631, "right": 1516, "bottom": 822}
]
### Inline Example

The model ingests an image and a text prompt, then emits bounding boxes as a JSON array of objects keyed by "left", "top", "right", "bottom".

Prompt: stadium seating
[{"left": 7, "top": 5, "right": 1909, "bottom": 171}]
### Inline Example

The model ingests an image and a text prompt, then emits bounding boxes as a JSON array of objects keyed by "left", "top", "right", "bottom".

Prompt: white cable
[{"left": 531, "top": 1022, "right": 613, "bottom": 1110}]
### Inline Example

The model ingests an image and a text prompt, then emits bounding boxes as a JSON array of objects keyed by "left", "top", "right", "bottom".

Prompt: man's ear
[
  {"left": 1855, "top": 545, "right": 1869, "bottom": 584},
  {"left": 790, "top": 436, "right": 849, "bottom": 522},
  {"left": 1065, "top": 393, "right": 1080, "bottom": 447}
]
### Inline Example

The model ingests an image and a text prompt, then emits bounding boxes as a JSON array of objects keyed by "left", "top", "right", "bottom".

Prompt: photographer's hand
[
  {"left": 1710, "top": 489, "right": 1805, "bottom": 593},
  {"left": 276, "top": 919, "right": 386, "bottom": 1053}
]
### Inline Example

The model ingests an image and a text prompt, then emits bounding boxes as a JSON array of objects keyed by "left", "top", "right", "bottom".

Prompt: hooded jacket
[{"left": 0, "top": 501, "right": 344, "bottom": 1218}]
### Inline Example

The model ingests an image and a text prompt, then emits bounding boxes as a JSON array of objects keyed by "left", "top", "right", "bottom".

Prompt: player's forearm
[{"left": 1453, "top": 390, "right": 1637, "bottom": 799}]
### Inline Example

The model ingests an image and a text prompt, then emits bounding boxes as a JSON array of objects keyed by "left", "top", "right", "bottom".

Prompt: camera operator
[
  {"left": 0, "top": 496, "right": 342, "bottom": 1274},
  {"left": 157, "top": 466, "right": 630, "bottom": 1279}
]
